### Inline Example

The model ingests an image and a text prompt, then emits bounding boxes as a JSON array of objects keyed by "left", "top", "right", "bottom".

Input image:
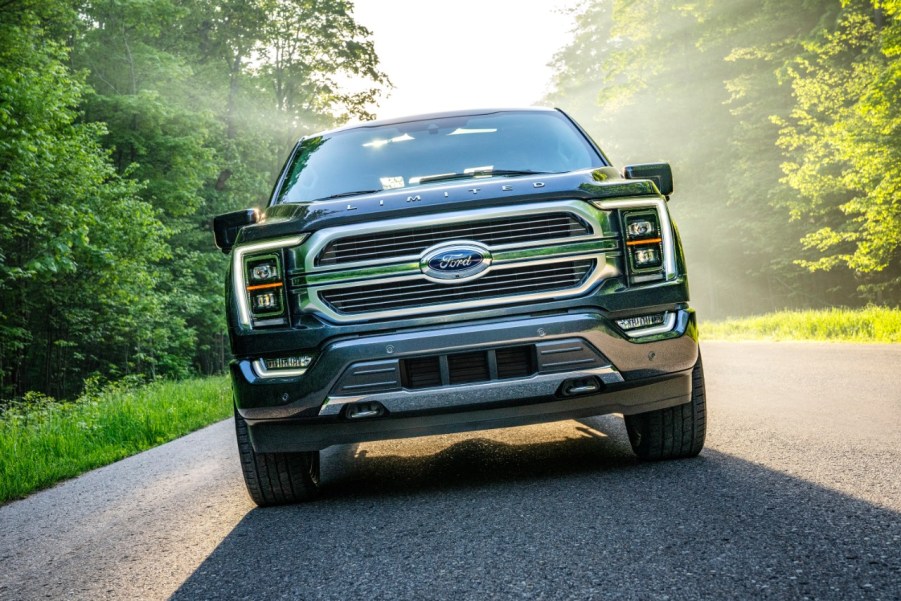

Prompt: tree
[
  {"left": 775, "top": 0, "right": 901, "bottom": 301},
  {"left": 0, "top": 4, "right": 175, "bottom": 397},
  {"left": 1, "top": 0, "right": 390, "bottom": 399},
  {"left": 544, "top": 0, "right": 891, "bottom": 316}
]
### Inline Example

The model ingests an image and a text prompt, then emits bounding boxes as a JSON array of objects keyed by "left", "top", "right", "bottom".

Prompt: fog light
[
  {"left": 253, "top": 355, "right": 313, "bottom": 378},
  {"left": 264, "top": 355, "right": 313, "bottom": 370},
  {"left": 616, "top": 313, "right": 667, "bottom": 331}
]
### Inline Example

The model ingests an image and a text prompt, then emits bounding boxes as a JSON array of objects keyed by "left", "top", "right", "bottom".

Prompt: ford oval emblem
[{"left": 421, "top": 242, "right": 492, "bottom": 283}]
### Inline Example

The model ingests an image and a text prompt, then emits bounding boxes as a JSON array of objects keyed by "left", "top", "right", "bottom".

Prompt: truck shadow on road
[{"left": 170, "top": 415, "right": 900, "bottom": 600}]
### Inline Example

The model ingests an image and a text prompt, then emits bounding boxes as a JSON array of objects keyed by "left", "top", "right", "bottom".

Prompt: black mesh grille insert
[
  {"left": 317, "top": 213, "right": 592, "bottom": 266},
  {"left": 400, "top": 346, "right": 537, "bottom": 390},
  {"left": 496, "top": 346, "right": 534, "bottom": 379},
  {"left": 447, "top": 352, "right": 489, "bottom": 385},
  {"left": 402, "top": 356, "right": 441, "bottom": 389}
]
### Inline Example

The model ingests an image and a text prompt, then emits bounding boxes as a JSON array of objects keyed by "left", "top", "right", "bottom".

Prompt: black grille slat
[
  {"left": 447, "top": 352, "right": 490, "bottom": 385},
  {"left": 319, "top": 261, "right": 594, "bottom": 315},
  {"left": 327, "top": 229, "right": 588, "bottom": 261},
  {"left": 325, "top": 276, "right": 586, "bottom": 310},
  {"left": 318, "top": 213, "right": 591, "bottom": 265},
  {"left": 325, "top": 224, "right": 584, "bottom": 258},
  {"left": 329, "top": 218, "right": 576, "bottom": 248},
  {"left": 403, "top": 357, "right": 441, "bottom": 389},
  {"left": 496, "top": 347, "right": 534, "bottom": 380},
  {"left": 400, "top": 346, "right": 536, "bottom": 390},
  {"left": 321, "top": 264, "right": 587, "bottom": 303}
]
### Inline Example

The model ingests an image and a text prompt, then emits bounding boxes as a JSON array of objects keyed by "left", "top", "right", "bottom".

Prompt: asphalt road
[{"left": 1, "top": 342, "right": 899, "bottom": 601}]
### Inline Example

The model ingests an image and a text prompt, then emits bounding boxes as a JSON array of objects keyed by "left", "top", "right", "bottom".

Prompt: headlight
[
  {"left": 244, "top": 253, "right": 285, "bottom": 320},
  {"left": 632, "top": 247, "right": 661, "bottom": 268},
  {"left": 623, "top": 210, "right": 665, "bottom": 281},
  {"left": 249, "top": 260, "right": 279, "bottom": 282},
  {"left": 250, "top": 289, "right": 282, "bottom": 312},
  {"left": 626, "top": 219, "right": 657, "bottom": 238}
]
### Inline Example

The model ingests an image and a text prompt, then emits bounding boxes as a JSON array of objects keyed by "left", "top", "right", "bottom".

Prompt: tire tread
[
  {"left": 234, "top": 408, "right": 320, "bottom": 506},
  {"left": 625, "top": 356, "right": 707, "bottom": 460}
]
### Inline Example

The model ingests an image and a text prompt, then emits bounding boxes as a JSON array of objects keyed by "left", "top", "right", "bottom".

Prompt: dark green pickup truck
[{"left": 214, "top": 108, "right": 706, "bottom": 506}]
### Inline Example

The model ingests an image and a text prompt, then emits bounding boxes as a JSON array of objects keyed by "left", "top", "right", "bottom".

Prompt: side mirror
[
  {"left": 213, "top": 208, "right": 259, "bottom": 253},
  {"left": 623, "top": 162, "right": 673, "bottom": 197}
]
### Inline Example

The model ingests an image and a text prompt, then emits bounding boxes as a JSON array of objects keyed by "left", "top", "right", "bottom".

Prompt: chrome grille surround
[{"left": 289, "top": 200, "right": 622, "bottom": 323}]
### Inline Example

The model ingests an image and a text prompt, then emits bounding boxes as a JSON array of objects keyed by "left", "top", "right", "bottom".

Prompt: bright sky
[{"left": 351, "top": 0, "right": 580, "bottom": 120}]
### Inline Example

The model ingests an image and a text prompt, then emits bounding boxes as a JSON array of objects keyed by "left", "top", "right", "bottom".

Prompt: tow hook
[
  {"left": 559, "top": 377, "right": 602, "bottom": 397},
  {"left": 345, "top": 402, "right": 387, "bottom": 419}
]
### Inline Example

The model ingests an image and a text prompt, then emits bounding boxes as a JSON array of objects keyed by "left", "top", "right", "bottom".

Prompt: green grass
[
  {"left": 0, "top": 377, "right": 231, "bottom": 504},
  {"left": 702, "top": 306, "right": 901, "bottom": 342}
]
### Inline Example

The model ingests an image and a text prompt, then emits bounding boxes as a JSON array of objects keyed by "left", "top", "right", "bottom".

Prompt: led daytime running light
[
  {"left": 265, "top": 355, "right": 313, "bottom": 370},
  {"left": 616, "top": 312, "right": 677, "bottom": 338}
]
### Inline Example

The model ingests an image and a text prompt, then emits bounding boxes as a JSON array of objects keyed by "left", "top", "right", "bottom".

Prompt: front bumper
[{"left": 232, "top": 308, "right": 699, "bottom": 451}]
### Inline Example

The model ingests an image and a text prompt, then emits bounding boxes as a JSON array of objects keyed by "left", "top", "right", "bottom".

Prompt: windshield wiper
[
  {"left": 314, "top": 189, "right": 382, "bottom": 201},
  {"left": 416, "top": 169, "right": 558, "bottom": 185}
]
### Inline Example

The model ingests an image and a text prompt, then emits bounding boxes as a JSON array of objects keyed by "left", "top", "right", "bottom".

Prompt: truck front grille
[
  {"left": 317, "top": 213, "right": 591, "bottom": 266},
  {"left": 294, "top": 201, "right": 619, "bottom": 323},
  {"left": 318, "top": 260, "right": 595, "bottom": 315}
]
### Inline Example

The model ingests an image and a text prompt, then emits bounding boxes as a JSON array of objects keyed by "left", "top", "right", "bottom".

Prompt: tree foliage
[
  {"left": 546, "top": 0, "right": 900, "bottom": 314},
  {"left": 0, "top": 0, "right": 388, "bottom": 399},
  {"left": 0, "top": 9, "right": 175, "bottom": 398},
  {"left": 775, "top": 1, "right": 901, "bottom": 301}
]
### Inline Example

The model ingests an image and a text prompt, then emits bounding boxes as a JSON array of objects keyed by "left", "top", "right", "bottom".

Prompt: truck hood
[{"left": 236, "top": 167, "right": 659, "bottom": 245}]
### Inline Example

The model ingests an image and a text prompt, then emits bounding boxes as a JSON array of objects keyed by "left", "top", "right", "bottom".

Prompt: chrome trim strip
[
  {"left": 232, "top": 235, "right": 307, "bottom": 328},
  {"left": 301, "top": 200, "right": 611, "bottom": 272},
  {"left": 623, "top": 312, "right": 677, "bottom": 338},
  {"left": 251, "top": 359, "right": 308, "bottom": 379},
  {"left": 304, "top": 257, "right": 617, "bottom": 323},
  {"left": 319, "top": 366, "right": 625, "bottom": 416},
  {"left": 592, "top": 198, "right": 677, "bottom": 279}
]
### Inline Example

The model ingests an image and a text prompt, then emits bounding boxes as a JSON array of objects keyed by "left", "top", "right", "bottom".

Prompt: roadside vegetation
[
  {"left": 702, "top": 307, "right": 901, "bottom": 342},
  {"left": 0, "top": 377, "right": 231, "bottom": 504}
]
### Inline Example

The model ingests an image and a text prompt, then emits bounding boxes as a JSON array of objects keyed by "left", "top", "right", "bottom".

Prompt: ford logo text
[
  {"left": 421, "top": 243, "right": 492, "bottom": 282},
  {"left": 430, "top": 252, "right": 482, "bottom": 271}
]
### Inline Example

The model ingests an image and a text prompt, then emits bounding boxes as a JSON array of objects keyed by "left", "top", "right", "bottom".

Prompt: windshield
[{"left": 275, "top": 110, "right": 605, "bottom": 203}]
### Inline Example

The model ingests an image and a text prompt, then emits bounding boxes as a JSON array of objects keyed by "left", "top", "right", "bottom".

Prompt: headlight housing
[
  {"left": 244, "top": 253, "right": 285, "bottom": 320},
  {"left": 623, "top": 210, "right": 665, "bottom": 283},
  {"left": 232, "top": 235, "right": 307, "bottom": 328}
]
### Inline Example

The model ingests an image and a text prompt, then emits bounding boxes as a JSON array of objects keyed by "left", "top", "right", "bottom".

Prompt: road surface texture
[{"left": 1, "top": 342, "right": 899, "bottom": 600}]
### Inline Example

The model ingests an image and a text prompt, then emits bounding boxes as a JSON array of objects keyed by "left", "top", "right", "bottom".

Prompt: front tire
[
  {"left": 625, "top": 355, "right": 707, "bottom": 460},
  {"left": 234, "top": 408, "right": 320, "bottom": 506}
]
